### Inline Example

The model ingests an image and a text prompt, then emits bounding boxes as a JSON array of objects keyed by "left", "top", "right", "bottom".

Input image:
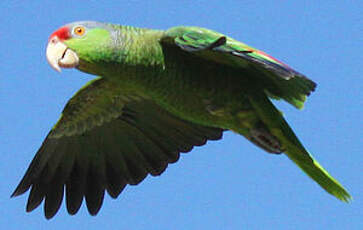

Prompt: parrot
[{"left": 12, "top": 21, "right": 351, "bottom": 219}]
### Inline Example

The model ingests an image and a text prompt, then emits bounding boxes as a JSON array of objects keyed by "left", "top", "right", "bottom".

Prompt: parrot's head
[{"left": 46, "top": 21, "right": 113, "bottom": 74}]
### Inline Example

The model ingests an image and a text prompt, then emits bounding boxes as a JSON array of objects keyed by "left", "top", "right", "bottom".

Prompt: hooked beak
[{"left": 46, "top": 36, "right": 79, "bottom": 72}]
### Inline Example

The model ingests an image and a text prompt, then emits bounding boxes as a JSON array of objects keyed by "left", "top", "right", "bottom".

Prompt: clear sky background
[{"left": 1, "top": 1, "right": 362, "bottom": 229}]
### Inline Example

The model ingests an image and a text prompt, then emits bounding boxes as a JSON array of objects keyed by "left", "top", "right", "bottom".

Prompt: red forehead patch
[{"left": 49, "top": 26, "right": 71, "bottom": 41}]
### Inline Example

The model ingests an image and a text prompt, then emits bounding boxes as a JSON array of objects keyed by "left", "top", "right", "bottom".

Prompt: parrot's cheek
[{"left": 46, "top": 37, "right": 79, "bottom": 72}]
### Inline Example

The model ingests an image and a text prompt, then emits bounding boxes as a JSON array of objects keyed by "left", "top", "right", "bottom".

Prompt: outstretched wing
[
  {"left": 160, "top": 26, "right": 317, "bottom": 109},
  {"left": 12, "top": 78, "right": 223, "bottom": 219}
]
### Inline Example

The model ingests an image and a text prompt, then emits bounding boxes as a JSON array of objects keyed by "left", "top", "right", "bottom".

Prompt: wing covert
[{"left": 160, "top": 26, "right": 317, "bottom": 109}]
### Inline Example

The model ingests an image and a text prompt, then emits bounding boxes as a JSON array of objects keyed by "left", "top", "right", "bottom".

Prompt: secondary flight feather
[{"left": 12, "top": 21, "right": 351, "bottom": 219}]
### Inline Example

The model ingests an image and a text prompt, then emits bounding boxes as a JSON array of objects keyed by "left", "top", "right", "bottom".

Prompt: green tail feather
[
  {"left": 288, "top": 152, "right": 351, "bottom": 202},
  {"left": 248, "top": 93, "right": 352, "bottom": 202}
]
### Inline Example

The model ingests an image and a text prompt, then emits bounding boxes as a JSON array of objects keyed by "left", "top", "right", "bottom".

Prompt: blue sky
[{"left": 1, "top": 1, "right": 362, "bottom": 229}]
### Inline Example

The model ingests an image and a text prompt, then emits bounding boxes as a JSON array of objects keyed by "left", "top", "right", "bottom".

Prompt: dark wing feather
[
  {"left": 160, "top": 26, "right": 317, "bottom": 109},
  {"left": 12, "top": 78, "right": 223, "bottom": 218}
]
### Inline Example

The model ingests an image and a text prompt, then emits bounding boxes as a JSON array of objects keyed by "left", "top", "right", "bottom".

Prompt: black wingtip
[
  {"left": 10, "top": 190, "right": 20, "bottom": 198},
  {"left": 11, "top": 178, "right": 32, "bottom": 198}
]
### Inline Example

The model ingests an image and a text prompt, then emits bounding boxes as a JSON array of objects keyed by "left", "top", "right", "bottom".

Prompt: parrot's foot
[{"left": 249, "top": 127, "right": 282, "bottom": 154}]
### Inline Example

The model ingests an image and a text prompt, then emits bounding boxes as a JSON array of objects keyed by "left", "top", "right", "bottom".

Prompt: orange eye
[{"left": 73, "top": 26, "right": 86, "bottom": 36}]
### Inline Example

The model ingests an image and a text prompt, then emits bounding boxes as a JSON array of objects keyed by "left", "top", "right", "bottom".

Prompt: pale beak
[{"left": 46, "top": 36, "right": 79, "bottom": 72}]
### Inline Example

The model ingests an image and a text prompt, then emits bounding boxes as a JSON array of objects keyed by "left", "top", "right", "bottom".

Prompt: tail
[{"left": 248, "top": 92, "right": 351, "bottom": 202}]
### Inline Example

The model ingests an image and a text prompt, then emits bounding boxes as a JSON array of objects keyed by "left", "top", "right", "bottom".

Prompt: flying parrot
[{"left": 12, "top": 21, "right": 351, "bottom": 219}]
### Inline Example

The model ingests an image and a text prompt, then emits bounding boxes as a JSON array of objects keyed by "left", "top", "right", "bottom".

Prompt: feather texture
[
  {"left": 13, "top": 21, "right": 351, "bottom": 219},
  {"left": 12, "top": 78, "right": 223, "bottom": 217}
]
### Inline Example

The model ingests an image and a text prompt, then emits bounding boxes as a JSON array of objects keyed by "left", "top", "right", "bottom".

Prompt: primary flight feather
[{"left": 12, "top": 21, "right": 351, "bottom": 219}]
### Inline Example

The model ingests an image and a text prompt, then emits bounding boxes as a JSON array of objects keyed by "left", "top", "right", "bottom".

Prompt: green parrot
[{"left": 13, "top": 21, "right": 351, "bottom": 219}]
